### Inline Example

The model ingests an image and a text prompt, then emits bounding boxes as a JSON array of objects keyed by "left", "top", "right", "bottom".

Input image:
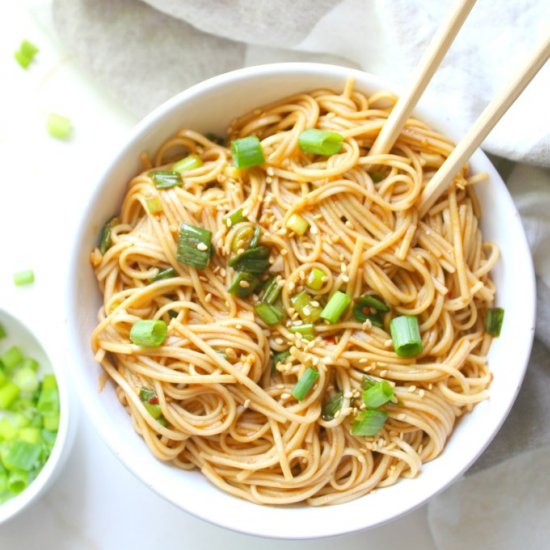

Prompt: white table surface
[{"left": 0, "top": 3, "right": 441, "bottom": 548}]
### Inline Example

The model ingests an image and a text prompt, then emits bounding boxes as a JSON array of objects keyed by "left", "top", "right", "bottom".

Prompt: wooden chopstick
[
  {"left": 418, "top": 34, "right": 550, "bottom": 217},
  {"left": 367, "top": 0, "right": 477, "bottom": 157}
]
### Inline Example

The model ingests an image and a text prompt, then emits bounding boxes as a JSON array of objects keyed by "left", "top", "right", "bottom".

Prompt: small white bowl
[
  {"left": 0, "top": 307, "right": 75, "bottom": 524},
  {"left": 67, "top": 63, "right": 536, "bottom": 539}
]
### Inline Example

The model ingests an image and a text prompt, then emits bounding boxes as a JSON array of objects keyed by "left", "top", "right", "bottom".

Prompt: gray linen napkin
[{"left": 52, "top": 0, "right": 550, "bottom": 470}]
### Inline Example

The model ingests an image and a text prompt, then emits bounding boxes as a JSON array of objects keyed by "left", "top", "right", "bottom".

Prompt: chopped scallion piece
[
  {"left": 249, "top": 225, "right": 262, "bottom": 248},
  {"left": 291, "top": 291, "right": 322, "bottom": 323},
  {"left": 13, "top": 270, "right": 34, "bottom": 287},
  {"left": 151, "top": 267, "right": 177, "bottom": 282},
  {"left": 139, "top": 387, "right": 162, "bottom": 419},
  {"left": 271, "top": 349, "right": 290, "bottom": 374},
  {"left": 353, "top": 294, "right": 389, "bottom": 328},
  {"left": 485, "top": 307, "right": 504, "bottom": 337},
  {"left": 13, "top": 367, "right": 39, "bottom": 394},
  {"left": 369, "top": 171, "right": 385, "bottom": 183},
  {"left": 14, "top": 40, "right": 39, "bottom": 69},
  {"left": 321, "top": 392, "right": 344, "bottom": 421},
  {"left": 254, "top": 303, "right": 284, "bottom": 326},
  {"left": 36, "top": 375, "right": 59, "bottom": 415},
  {"left": 223, "top": 208, "right": 245, "bottom": 228},
  {"left": 47, "top": 113, "right": 72, "bottom": 140},
  {"left": 177, "top": 223, "right": 213, "bottom": 270},
  {"left": 2, "top": 441, "right": 42, "bottom": 472},
  {"left": 298, "top": 129, "right": 343, "bottom": 156},
  {"left": 7, "top": 469, "right": 29, "bottom": 495},
  {"left": 1, "top": 346, "right": 24, "bottom": 370},
  {"left": 145, "top": 196, "right": 163, "bottom": 215},
  {"left": 321, "top": 291, "right": 351, "bottom": 324},
  {"left": 351, "top": 409, "right": 388, "bottom": 436},
  {"left": 173, "top": 154, "right": 202, "bottom": 173},
  {"left": 228, "top": 272, "right": 261, "bottom": 298},
  {"left": 130, "top": 319, "right": 167, "bottom": 347},
  {"left": 231, "top": 136, "right": 265, "bottom": 168},
  {"left": 260, "top": 277, "right": 282, "bottom": 305},
  {"left": 291, "top": 368, "right": 319, "bottom": 401},
  {"left": 306, "top": 268, "right": 326, "bottom": 291},
  {"left": 98, "top": 216, "right": 119, "bottom": 255},
  {"left": 286, "top": 213, "right": 309, "bottom": 236},
  {"left": 362, "top": 381, "right": 394, "bottom": 408},
  {"left": 0, "top": 382, "right": 20, "bottom": 409},
  {"left": 390, "top": 315, "right": 423, "bottom": 357},
  {"left": 43, "top": 413, "right": 59, "bottom": 432},
  {"left": 150, "top": 170, "right": 182, "bottom": 189},
  {"left": 289, "top": 323, "right": 315, "bottom": 341},
  {"left": 229, "top": 245, "right": 271, "bottom": 274},
  {"left": 231, "top": 225, "right": 255, "bottom": 253}
]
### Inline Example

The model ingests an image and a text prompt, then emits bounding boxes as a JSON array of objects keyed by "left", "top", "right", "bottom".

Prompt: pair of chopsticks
[{"left": 366, "top": 0, "right": 550, "bottom": 217}]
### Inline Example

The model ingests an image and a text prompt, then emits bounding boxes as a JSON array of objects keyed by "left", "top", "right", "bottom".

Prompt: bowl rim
[
  {"left": 66, "top": 62, "right": 536, "bottom": 539},
  {"left": 0, "top": 306, "right": 75, "bottom": 524}
]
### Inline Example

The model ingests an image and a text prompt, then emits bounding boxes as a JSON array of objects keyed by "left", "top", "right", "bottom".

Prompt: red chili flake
[
  {"left": 324, "top": 336, "right": 337, "bottom": 345},
  {"left": 362, "top": 307, "right": 372, "bottom": 315},
  {"left": 148, "top": 396, "right": 159, "bottom": 405}
]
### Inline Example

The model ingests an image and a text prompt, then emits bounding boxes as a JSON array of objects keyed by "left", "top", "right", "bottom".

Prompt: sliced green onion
[
  {"left": 289, "top": 323, "right": 315, "bottom": 341},
  {"left": 254, "top": 303, "right": 284, "bottom": 326},
  {"left": 173, "top": 154, "right": 202, "bottom": 173},
  {"left": 1, "top": 441, "right": 42, "bottom": 471},
  {"left": 130, "top": 320, "right": 167, "bottom": 347},
  {"left": 249, "top": 225, "right": 262, "bottom": 248},
  {"left": 231, "top": 225, "right": 255, "bottom": 253},
  {"left": 485, "top": 307, "right": 504, "bottom": 337},
  {"left": 0, "top": 419, "right": 17, "bottom": 441},
  {"left": 21, "top": 358, "right": 39, "bottom": 372},
  {"left": 13, "top": 270, "right": 34, "bottom": 286},
  {"left": 271, "top": 349, "right": 290, "bottom": 374},
  {"left": 222, "top": 208, "right": 245, "bottom": 228},
  {"left": 362, "top": 375, "right": 378, "bottom": 390},
  {"left": 260, "top": 277, "right": 282, "bottom": 305},
  {"left": 322, "top": 392, "right": 344, "bottom": 421},
  {"left": 145, "top": 196, "right": 163, "bottom": 215},
  {"left": 229, "top": 245, "right": 271, "bottom": 274},
  {"left": 177, "top": 223, "right": 213, "bottom": 270},
  {"left": 298, "top": 129, "right": 344, "bottom": 156},
  {"left": 291, "top": 368, "right": 319, "bottom": 401},
  {"left": 306, "top": 268, "right": 326, "bottom": 291},
  {"left": 353, "top": 294, "right": 389, "bottom": 328},
  {"left": 1, "top": 346, "right": 24, "bottom": 371},
  {"left": 139, "top": 387, "right": 162, "bottom": 419},
  {"left": 98, "top": 216, "right": 119, "bottom": 255},
  {"left": 7, "top": 470, "right": 29, "bottom": 495},
  {"left": 321, "top": 291, "right": 351, "bottom": 324},
  {"left": 150, "top": 170, "right": 182, "bottom": 189},
  {"left": 36, "top": 375, "right": 59, "bottom": 415},
  {"left": 151, "top": 267, "right": 177, "bottom": 282},
  {"left": 14, "top": 40, "right": 39, "bottom": 69},
  {"left": 47, "top": 113, "right": 72, "bottom": 140},
  {"left": 390, "top": 315, "right": 423, "bottom": 357},
  {"left": 231, "top": 136, "right": 265, "bottom": 168},
  {"left": 43, "top": 413, "right": 59, "bottom": 432},
  {"left": 362, "top": 381, "right": 394, "bottom": 408},
  {"left": 0, "top": 323, "right": 6, "bottom": 339},
  {"left": 41, "top": 429, "right": 57, "bottom": 449},
  {"left": 205, "top": 132, "right": 225, "bottom": 146},
  {"left": 18, "top": 427, "right": 41, "bottom": 445},
  {"left": 228, "top": 272, "right": 261, "bottom": 298},
  {"left": 0, "top": 382, "right": 21, "bottom": 409},
  {"left": 286, "top": 214, "right": 309, "bottom": 236},
  {"left": 369, "top": 171, "right": 385, "bottom": 183},
  {"left": 351, "top": 409, "right": 388, "bottom": 436},
  {"left": 291, "top": 291, "right": 322, "bottom": 323},
  {"left": 0, "top": 371, "right": 6, "bottom": 387},
  {"left": 13, "top": 367, "right": 39, "bottom": 394}
]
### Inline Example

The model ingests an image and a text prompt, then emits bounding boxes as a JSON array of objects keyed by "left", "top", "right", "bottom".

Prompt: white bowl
[
  {"left": 66, "top": 63, "right": 536, "bottom": 539},
  {"left": 0, "top": 307, "right": 75, "bottom": 524}
]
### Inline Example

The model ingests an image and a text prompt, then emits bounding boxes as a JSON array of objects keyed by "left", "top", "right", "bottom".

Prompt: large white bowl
[{"left": 67, "top": 63, "right": 536, "bottom": 539}]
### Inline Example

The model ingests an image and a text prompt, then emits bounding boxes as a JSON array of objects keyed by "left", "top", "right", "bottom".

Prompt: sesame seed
[
  {"left": 310, "top": 301, "right": 320, "bottom": 307},
  {"left": 205, "top": 293, "right": 212, "bottom": 303},
  {"left": 197, "top": 242, "right": 209, "bottom": 251},
  {"left": 398, "top": 413, "right": 406, "bottom": 421},
  {"left": 419, "top": 389, "right": 425, "bottom": 398},
  {"left": 359, "top": 358, "right": 368, "bottom": 364},
  {"left": 236, "top": 324, "right": 243, "bottom": 329},
  {"left": 408, "top": 385, "right": 416, "bottom": 392},
  {"left": 239, "top": 280, "right": 250, "bottom": 288},
  {"left": 281, "top": 392, "right": 291, "bottom": 400},
  {"left": 243, "top": 399, "right": 250, "bottom": 409}
]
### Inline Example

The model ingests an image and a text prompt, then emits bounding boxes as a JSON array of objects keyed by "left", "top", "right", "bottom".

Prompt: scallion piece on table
[
  {"left": 0, "top": 382, "right": 20, "bottom": 409},
  {"left": 229, "top": 245, "right": 271, "bottom": 274},
  {"left": 254, "top": 303, "right": 284, "bottom": 326},
  {"left": 291, "top": 291, "right": 322, "bottom": 323},
  {"left": 291, "top": 367, "right": 319, "bottom": 401},
  {"left": 130, "top": 319, "right": 167, "bottom": 347},
  {"left": 177, "top": 223, "right": 213, "bottom": 269},
  {"left": 260, "top": 277, "right": 282, "bottom": 305},
  {"left": 228, "top": 272, "right": 261, "bottom": 298},
  {"left": 321, "top": 392, "right": 344, "bottom": 421},
  {"left": 46, "top": 113, "right": 72, "bottom": 140},
  {"left": 151, "top": 267, "right": 177, "bottom": 282},
  {"left": 173, "top": 154, "right": 202, "bottom": 173},
  {"left": 14, "top": 39, "right": 39, "bottom": 69},
  {"left": 139, "top": 387, "right": 162, "bottom": 419},
  {"left": 362, "top": 380, "right": 394, "bottom": 408},
  {"left": 1, "top": 346, "right": 24, "bottom": 370},
  {"left": 286, "top": 213, "right": 309, "bottom": 236},
  {"left": 222, "top": 208, "right": 245, "bottom": 228},
  {"left": 231, "top": 136, "right": 265, "bottom": 169},
  {"left": 98, "top": 216, "right": 119, "bottom": 255},
  {"left": 321, "top": 291, "right": 351, "bottom": 324},
  {"left": 13, "top": 270, "right": 34, "bottom": 287},
  {"left": 271, "top": 349, "right": 290, "bottom": 374},
  {"left": 289, "top": 323, "right": 315, "bottom": 341},
  {"left": 145, "top": 196, "right": 163, "bottom": 215},
  {"left": 306, "top": 268, "right": 326, "bottom": 291},
  {"left": 353, "top": 294, "right": 389, "bottom": 328},
  {"left": 150, "top": 170, "right": 182, "bottom": 189},
  {"left": 485, "top": 307, "right": 504, "bottom": 337},
  {"left": 351, "top": 409, "right": 388, "bottom": 436},
  {"left": 390, "top": 315, "right": 423, "bottom": 357},
  {"left": 298, "top": 129, "right": 344, "bottom": 156}
]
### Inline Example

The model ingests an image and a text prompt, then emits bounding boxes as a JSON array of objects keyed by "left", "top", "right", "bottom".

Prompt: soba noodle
[{"left": 90, "top": 79, "right": 498, "bottom": 505}]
